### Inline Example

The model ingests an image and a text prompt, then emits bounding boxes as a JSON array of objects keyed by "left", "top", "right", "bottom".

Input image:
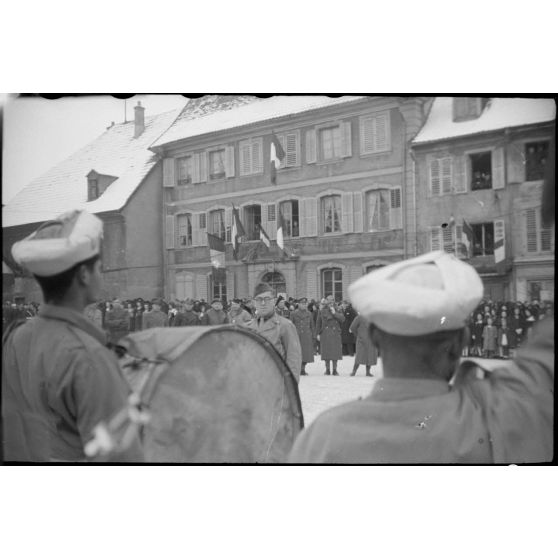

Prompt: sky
[{"left": 1, "top": 94, "right": 188, "bottom": 204}]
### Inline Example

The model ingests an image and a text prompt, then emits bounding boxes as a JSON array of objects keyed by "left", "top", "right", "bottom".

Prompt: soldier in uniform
[
  {"left": 173, "top": 298, "right": 201, "bottom": 326},
  {"left": 200, "top": 298, "right": 229, "bottom": 325},
  {"left": 248, "top": 282, "right": 302, "bottom": 382},
  {"left": 290, "top": 297, "right": 316, "bottom": 376},
  {"left": 142, "top": 298, "right": 169, "bottom": 329},
  {"left": 289, "top": 251, "right": 553, "bottom": 463},
  {"left": 228, "top": 298, "right": 252, "bottom": 327},
  {"left": 105, "top": 298, "right": 129, "bottom": 344},
  {"left": 316, "top": 295, "right": 345, "bottom": 375},
  {"left": 2, "top": 209, "right": 143, "bottom": 462},
  {"left": 349, "top": 313, "right": 377, "bottom": 376}
]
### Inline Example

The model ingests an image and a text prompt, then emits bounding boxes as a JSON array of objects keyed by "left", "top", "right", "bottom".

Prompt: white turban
[
  {"left": 12, "top": 209, "right": 103, "bottom": 277},
  {"left": 348, "top": 251, "right": 483, "bottom": 336}
]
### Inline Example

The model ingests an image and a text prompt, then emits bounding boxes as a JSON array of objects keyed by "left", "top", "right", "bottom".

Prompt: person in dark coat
[
  {"left": 349, "top": 314, "right": 377, "bottom": 376},
  {"left": 316, "top": 295, "right": 345, "bottom": 375},
  {"left": 275, "top": 298, "right": 291, "bottom": 320},
  {"left": 291, "top": 297, "right": 316, "bottom": 376},
  {"left": 340, "top": 301, "right": 357, "bottom": 356},
  {"left": 142, "top": 299, "right": 169, "bottom": 329},
  {"left": 471, "top": 313, "right": 485, "bottom": 356},
  {"left": 200, "top": 298, "right": 229, "bottom": 325},
  {"left": 498, "top": 317, "right": 511, "bottom": 359},
  {"left": 482, "top": 317, "right": 498, "bottom": 358},
  {"left": 105, "top": 299, "right": 130, "bottom": 344},
  {"left": 126, "top": 301, "right": 136, "bottom": 332},
  {"left": 173, "top": 298, "right": 201, "bottom": 326},
  {"left": 134, "top": 299, "right": 144, "bottom": 331}
]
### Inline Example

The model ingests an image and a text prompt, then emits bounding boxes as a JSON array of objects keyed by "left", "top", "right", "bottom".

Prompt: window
[
  {"left": 177, "top": 156, "right": 192, "bottom": 185},
  {"left": 88, "top": 179, "right": 99, "bottom": 201},
  {"left": 527, "top": 208, "right": 554, "bottom": 253},
  {"left": 209, "top": 149, "right": 226, "bottom": 180},
  {"left": 279, "top": 200, "right": 300, "bottom": 238},
  {"left": 321, "top": 195, "right": 341, "bottom": 234},
  {"left": 209, "top": 209, "right": 226, "bottom": 240},
  {"left": 261, "top": 271, "right": 286, "bottom": 296},
  {"left": 528, "top": 280, "right": 554, "bottom": 302},
  {"left": 430, "top": 157, "right": 452, "bottom": 195},
  {"left": 472, "top": 223, "right": 494, "bottom": 256},
  {"left": 177, "top": 214, "right": 192, "bottom": 247},
  {"left": 276, "top": 132, "right": 300, "bottom": 168},
  {"left": 431, "top": 225, "right": 464, "bottom": 255},
  {"left": 525, "top": 142, "right": 549, "bottom": 181},
  {"left": 360, "top": 112, "right": 390, "bottom": 154},
  {"left": 244, "top": 205, "right": 262, "bottom": 240},
  {"left": 321, "top": 268, "right": 343, "bottom": 301},
  {"left": 212, "top": 275, "right": 227, "bottom": 301},
  {"left": 239, "top": 138, "right": 263, "bottom": 176},
  {"left": 470, "top": 152, "right": 492, "bottom": 190},
  {"left": 453, "top": 98, "right": 488, "bottom": 121},
  {"left": 319, "top": 125, "right": 342, "bottom": 160},
  {"left": 366, "top": 190, "right": 390, "bottom": 231}
]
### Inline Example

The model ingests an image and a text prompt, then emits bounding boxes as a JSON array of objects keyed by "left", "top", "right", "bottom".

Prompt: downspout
[
  {"left": 410, "top": 150, "right": 418, "bottom": 257},
  {"left": 398, "top": 107, "right": 408, "bottom": 260}
]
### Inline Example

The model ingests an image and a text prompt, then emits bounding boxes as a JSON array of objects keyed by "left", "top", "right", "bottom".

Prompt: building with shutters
[
  {"left": 151, "top": 95, "right": 432, "bottom": 302},
  {"left": 2, "top": 102, "right": 183, "bottom": 302},
  {"left": 412, "top": 97, "right": 555, "bottom": 302}
]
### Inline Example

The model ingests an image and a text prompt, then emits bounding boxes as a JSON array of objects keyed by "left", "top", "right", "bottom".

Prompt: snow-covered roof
[
  {"left": 3, "top": 108, "right": 181, "bottom": 228},
  {"left": 151, "top": 95, "right": 365, "bottom": 147},
  {"left": 413, "top": 97, "right": 556, "bottom": 145}
]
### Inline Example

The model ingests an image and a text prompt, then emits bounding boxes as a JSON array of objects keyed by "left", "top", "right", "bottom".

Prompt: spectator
[
  {"left": 228, "top": 298, "right": 252, "bottom": 327},
  {"left": 200, "top": 298, "right": 229, "bottom": 325},
  {"left": 174, "top": 298, "right": 201, "bottom": 326},
  {"left": 105, "top": 298, "right": 130, "bottom": 344},
  {"left": 340, "top": 301, "right": 357, "bottom": 356},
  {"left": 482, "top": 316, "right": 498, "bottom": 358},
  {"left": 142, "top": 298, "right": 168, "bottom": 329}
]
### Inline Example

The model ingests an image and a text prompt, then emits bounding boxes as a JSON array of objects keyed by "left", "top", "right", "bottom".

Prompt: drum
[{"left": 117, "top": 326, "right": 304, "bottom": 463}]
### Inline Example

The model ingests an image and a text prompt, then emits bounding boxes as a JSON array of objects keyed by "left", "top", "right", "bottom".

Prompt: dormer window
[
  {"left": 88, "top": 178, "right": 99, "bottom": 201},
  {"left": 86, "top": 170, "right": 117, "bottom": 201},
  {"left": 453, "top": 98, "right": 489, "bottom": 122}
]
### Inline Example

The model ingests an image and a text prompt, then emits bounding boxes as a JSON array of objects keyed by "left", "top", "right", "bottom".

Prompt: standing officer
[
  {"left": 248, "top": 282, "right": 302, "bottom": 382},
  {"left": 289, "top": 251, "right": 553, "bottom": 463},
  {"left": 200, "top": 298, "right": 229, "bottom": 325},
  {"left": 316, "top": 295, "right": 345, "bottom": 375},
  {"left": 2, "top": 209, "right": 143, "bottom": 462},
  {"left": 290, "top": 297, "right": 316, "bottom": 376}
]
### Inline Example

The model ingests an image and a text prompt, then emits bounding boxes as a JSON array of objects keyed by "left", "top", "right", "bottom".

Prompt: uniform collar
[
  {"left": 38, "top": 303, "right": 107, "bottom": 345},
  {"left": 370, "top": 378, "right": 450, "bottom": 402}
]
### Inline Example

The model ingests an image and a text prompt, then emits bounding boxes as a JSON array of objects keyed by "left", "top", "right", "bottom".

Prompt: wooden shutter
[
  {"left": 226, "top": 270, "right": 235, "bottom": 300},
  {"left": 192, "top": 153, "right": 201, "bottom": 183},
  {"left": 163, "top": 158, "right": 176, "bottom": 188},
  {"left": 431, "top": 227, "right": 441, "bottom": 251},
  {"left": 301, "top": 198, "right": 317, "bottom": 237},
  {"left": 306, "top": 129, "right": 317, "bottom": 163},
  {"left": 526, "top": 209, "right": 537, "bottom": 252},
  {"left": 360, "top": 117, "right": 373, "bottom": 154},
  {"left": 285, "top": 132, "right": 299, "bottom": 167},
  {"left": 492, "top": 147, "right": 505, "bottom": 189},
  {"left": 441, "top": 157, "right": 452, "bottom": 194},
  {"left": 195, "top": 274, "right": 208, "bottom": 302},
  {"left": 389, "top": 187, "right": 402, "bottom": 229},
  {"left": 454, "top": 156, "right": 467, "bottom": 193},
  {"left": 375, "top": 113, "right": 390, "bottom": 152},
  {"left": 200, "top": 152, "right": 208, "bottom": 182},
  {"left": 191, "top": 212, "right": 201, "bottom": 246},
  {"left": 240, "top": 142, "right": 251, "bottom": 175},
  {"left": 165, "top": 215, "right": 175, "bottom": 249},
  {"left": 494, "top": 219, "right": 505, "bottom": 262},
  {"left": 263, "top": 203, "right": 277, "bottom": 240},
  {"left": 305, "top": 268, "right": 318, "bottom": 301},
  {"left": 225, "top": 207, "right": 232, "bottom": 243},
  {"left": 225, "top": 145, "right": 235, "bottom": 178},
  {"left": 541, "top": 223, "right": 552, "bottom": 252},
  {"left": 353, "top": 191, "right": 364, "bottom": 233},
  {"left": 341, "top": 121, "right": 352, "bottom": 158},
  {"left": 442, "top": 226, "right": 454, "bottom": 253},
  {"left": 455, "top": 224, "right": 464, "bottom": 258},
  {"left": 507, "top": 143, "right": 525, "bottom": 183},
  {"left": 430, "top": 157, "right": 441, "bottom": 196},
  {"left": 341, "top": 192, "right": 354, "bottom": 233},
  {"left": 252, "top": 140, "right": 262, "bottom": 173}
]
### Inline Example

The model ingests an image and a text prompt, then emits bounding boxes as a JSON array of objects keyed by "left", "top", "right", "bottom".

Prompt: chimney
[{"left": 134, "top": 101, "right": 145, "bottom": 138}]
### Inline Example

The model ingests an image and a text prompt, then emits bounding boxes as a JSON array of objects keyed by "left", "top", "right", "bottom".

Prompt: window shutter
[
  {"left": 375, "top": 113, "right": 390, "bottom": 152},
  {"left": 163, "top": 158, "right": 176, "bottom": 188},
  {"left": 195, "top": 273, "right": 208, "bottom": 302},
  {"left": 454, "top": 156, "right": 467, "bottom": 193},
  {"left": 507, "top": 144, "right": 525, "bottom": 183},
  {"left": 200, "top": 152, "right": 208, "bottom": 182},
  {"left": 341, "top": 121, "right": 352, "bottom": 158},
  {"left": 492, "top": 147, "right": 505, "bottom": 189},
  {"left": 430, "top": 227, "right": 441, "bottom": 251},
  {"left": 306, "top": 129, "right": 317, "bottom": 163},
  {"left": 165, "top": 215, "right": 175, "bottom": 249},
  {"left": 389, "top": 187, "right": 402, "bottom": 229},
  {"left": 225, "top": 146, "right": 235, "bottom": 178},
  {"left": 301, "top": 198, "right": 317, "bottom": 237},
  {"left": 226, "top": 270, "right": 235, "bottom": 300},
  {"left": 526, "top": 209, "right": 537, "bottom": 252},
  {"left": 541, "top": 223, "right": 552, "bottom": 252},
  {"left": 341, "top": 192, "right": 354, "bottom": 233},
  {"left": 494, "top": 219, "right": 506, "bottom": 262},
  {"left": 360, "top": 117, "right": 374, "bottom": 154},
  {"left": 264, "top": 204, "right": 277, "bottom": 240},
  {"left": 441, "top": 157, "right": 452, "bottom": 194},
  {"left": 225, "top": 207, "right": 232, "bottom": 243},
  {"left": 191, "top": 212, "right": 201, "bottom": 246},
  {"left": 353, "top": 191, "right": 364, "bottom": 233},
  {"left": 252, "top": 140, "right": 262, "bottom": 173},
  {"left": 430, "top": 158, "right": 441, "bottom": 196},
  {"left": 442, "top": 226, "right": 454, "bottom": 253},
  {"left": 305, "top": 268, "right": 318, "bottom": 301},
  {"left": 192, "top": 154, "right": 201, "bottom": 183},
  {"left": 240, "top": 142, "right": 251, "bottom": 175},
  {"left": 286, "top": 132, "right": 299, "bottom": 167},
  {"left": 455, "top": 224, "right": 464, "bottom": 258}
]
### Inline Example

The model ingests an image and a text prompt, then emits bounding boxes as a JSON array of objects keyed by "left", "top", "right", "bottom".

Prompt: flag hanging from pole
[
  {"left": 276, "top": 209, "right": 286, "bottom": 250},
  {"left": 494, "top": 220, "right": 506, "bottom": 274},
  {"left": 231, "top": 205, "right": 246, "bottom": 261},
  {"left": 270, "top": 133, "right": 286, "bottom": 185},
  {"left": 207, "top": 233, "right": 226, "bottom": 282},
  {"left": 258, "top": 224, "right": 271, "bottom": 248},
  {"left": 461, "top": 219, "right": 474, "bottom": 259}
]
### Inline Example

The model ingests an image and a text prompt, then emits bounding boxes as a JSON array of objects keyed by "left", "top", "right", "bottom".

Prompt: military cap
[
  {"left": 12, "top": 209, "right": 103, "bottom": 277},
  {"left": 298, "top": 297, "right": 308, "bottom": 303},
  {"left": 183, "top": 298, "right": 195, "bottom": 305},
  {"left": 211, "top": 297, "right": 222, "bottom": 304},
  {"left": 348, "top": 251, "right": 483, "bottom": 336}
]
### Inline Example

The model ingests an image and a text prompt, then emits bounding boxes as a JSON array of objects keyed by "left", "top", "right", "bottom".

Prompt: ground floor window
[
  {"left": 211, "top": 273, "right": 227, "bottom": 301},
  {"left": 472, "top": 222, "right": 494, "bottom": 256},
  {"left": 528, "top": 279, "right": 554, "bottom": 302},
  {"left": 261, "top": 271, "right": 286, "bottom": 296},
  {"left": 321, "top": 268, "right": 343, "bottom": 301}
]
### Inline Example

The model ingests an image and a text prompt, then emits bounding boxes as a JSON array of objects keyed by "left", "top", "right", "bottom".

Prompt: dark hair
[{"left": 34, "top": 254, "right": 100, "bottom": 303}]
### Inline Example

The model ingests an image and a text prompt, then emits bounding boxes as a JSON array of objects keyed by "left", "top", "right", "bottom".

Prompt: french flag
[{"left": 270, "top": 133, "right": 286, "bottom": 185}]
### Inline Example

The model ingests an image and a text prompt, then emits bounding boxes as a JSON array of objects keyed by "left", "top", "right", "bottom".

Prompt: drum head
[{"left": 121, "top": 326, "right": 303, "bottom": 463}]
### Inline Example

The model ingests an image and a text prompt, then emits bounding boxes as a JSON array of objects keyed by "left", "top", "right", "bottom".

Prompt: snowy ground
[{"left": 298, "top": 355, "right": 509, "bottom": 426}]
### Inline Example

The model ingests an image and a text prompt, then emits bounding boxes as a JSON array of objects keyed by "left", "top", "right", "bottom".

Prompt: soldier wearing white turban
[
  {"left": 2, "top": 210, "right": 143, "bottom": 462},
  {"left": 289, "top": 251, "right": 553, "bottom": 463}
]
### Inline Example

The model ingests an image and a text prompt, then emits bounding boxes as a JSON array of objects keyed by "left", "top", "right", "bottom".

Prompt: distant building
[
  {"left": 412, "top": 97, "right": 555, "bottom": 302},
  {"left": 2, "top": 102, "right": 181, "bottom": 302},
  {"left": 150, "top": 95, "right": 431, "bottom": 302}
]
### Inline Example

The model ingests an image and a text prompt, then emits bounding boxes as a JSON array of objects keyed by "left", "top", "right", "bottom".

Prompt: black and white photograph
[{"left": 2, "top": 93, "right": 554, "bottom": 464}]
